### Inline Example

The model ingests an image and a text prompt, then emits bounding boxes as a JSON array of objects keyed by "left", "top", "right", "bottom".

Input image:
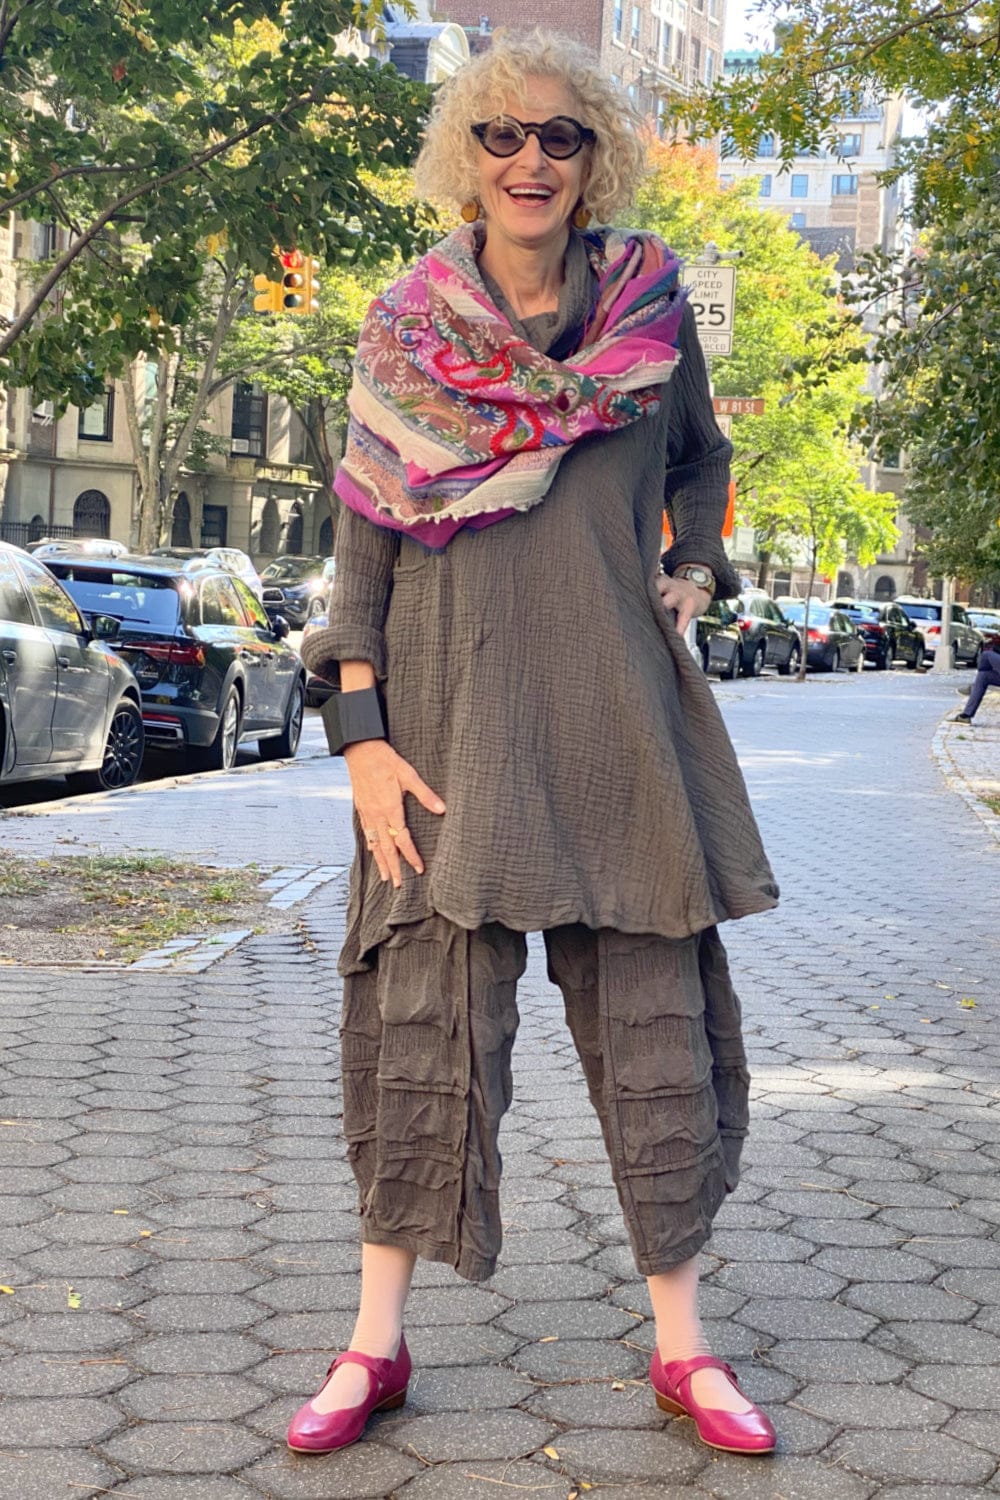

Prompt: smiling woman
[{"left": 292, "top": 25, "right": 778, "bottom": 1465}]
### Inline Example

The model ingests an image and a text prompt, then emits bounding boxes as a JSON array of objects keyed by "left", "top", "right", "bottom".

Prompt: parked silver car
[
  {"left": 0, "top": 542, "right": 144, "bottom": 793},
  {"left": 895, "top": 597, "right": 984, "bottom": 666}
]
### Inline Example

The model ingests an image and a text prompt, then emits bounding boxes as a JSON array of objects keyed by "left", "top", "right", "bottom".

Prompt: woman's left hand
[{"left": 656, "top": 573, "right": 713, "bottom": 634}]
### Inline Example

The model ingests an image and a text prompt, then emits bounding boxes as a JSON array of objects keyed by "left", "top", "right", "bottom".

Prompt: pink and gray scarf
[{"left": 334, "top": 224, "right": 688, "bottom": 550}]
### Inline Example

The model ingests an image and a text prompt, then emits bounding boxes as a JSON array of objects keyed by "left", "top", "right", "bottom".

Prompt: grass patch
[
  {"left": 982, "top": 795, "right": 1000, "bottom": 817},
  {"left": 0, "top": 851, "right": 268, "bottom": 965}
]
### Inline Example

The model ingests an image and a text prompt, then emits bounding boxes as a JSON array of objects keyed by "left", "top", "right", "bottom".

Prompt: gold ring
[
  {"left": 364, "top": 828, "right": 378, "bottom": 844},
  {"left": 387, "top": 825, "right": 403, "bottom": 838}
]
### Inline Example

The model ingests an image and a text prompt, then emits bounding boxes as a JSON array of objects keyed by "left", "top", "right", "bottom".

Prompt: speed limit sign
[{"left": 688, "top": 264, "right": 736, "bottom": 356}]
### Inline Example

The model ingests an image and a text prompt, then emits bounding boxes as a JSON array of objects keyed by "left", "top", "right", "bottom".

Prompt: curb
[{"left": 932, "top": 711, "right": 1000, "bottom": 848}]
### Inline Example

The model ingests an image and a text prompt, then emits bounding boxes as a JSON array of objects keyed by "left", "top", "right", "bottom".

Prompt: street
[{"left": 1, "top": 667, "right": 999, "bottom": 1499}]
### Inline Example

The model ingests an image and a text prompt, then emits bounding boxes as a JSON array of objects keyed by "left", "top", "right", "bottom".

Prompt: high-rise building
[{"left": 432, "top": 2, "right": 726, "bottom": 119}]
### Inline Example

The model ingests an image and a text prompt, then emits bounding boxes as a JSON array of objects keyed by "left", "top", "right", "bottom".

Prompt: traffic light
[
  {"left": 278, "top": 250, "right": 319, "bottom": 314},
  {"left": 252, "top": 250, "right": 320, "bottom": 316}
]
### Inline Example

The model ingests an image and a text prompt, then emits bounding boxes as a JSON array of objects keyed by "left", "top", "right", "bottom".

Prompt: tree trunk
[
  {"left": 756, "top": 547, "right": 773, "bottom": 592},
  {"left": 796, "top": 547, "right": 818, "bottom": 682}
]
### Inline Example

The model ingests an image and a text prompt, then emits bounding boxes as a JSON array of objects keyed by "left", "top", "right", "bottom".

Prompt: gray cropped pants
[{"left": 340, "top": 917, "right": 750, "bottom": 1282}]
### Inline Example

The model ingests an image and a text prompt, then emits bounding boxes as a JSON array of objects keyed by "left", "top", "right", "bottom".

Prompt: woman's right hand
[{"left": 343, "top": 739, "right": 446, "bottom": 889}]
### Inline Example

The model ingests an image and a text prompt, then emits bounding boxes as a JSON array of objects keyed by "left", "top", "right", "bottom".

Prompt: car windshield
[
  {"left": 52, "top": 568, "right": 182, "bottom": 630},
  {"left": 899, "top": 602, "right": 941, "bottom": 621},
  {"left": 782, "top": 603, "right": 831, "bottom": 625},
  {"left": 969, "top": 611, "right": 1000, "bottom": 626},
  {"left": 261, "top": 557, "right": 321, "bottom": 582}
]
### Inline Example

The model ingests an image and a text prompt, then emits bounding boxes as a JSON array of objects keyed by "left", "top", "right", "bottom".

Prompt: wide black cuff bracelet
[{"left": 320, "top": 687, "right": 386, "bottom": 756}]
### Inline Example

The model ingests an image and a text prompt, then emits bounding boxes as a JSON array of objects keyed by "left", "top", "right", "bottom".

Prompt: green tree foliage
[
  {"left": 675, "top": 1, "right": 1000, "bottom": 587},
  {"left": 630, "top": 140, "right": 894, "bottom": 587},
  {"left": 0, "top": 0, "right": 430, "bottom": 402},
  {"left": 846, "top": 181, "right": 1000, "bottom": 588}
]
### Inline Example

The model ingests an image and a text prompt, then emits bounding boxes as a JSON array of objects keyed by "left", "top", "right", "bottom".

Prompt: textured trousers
[{"left": 340, "top": 917, "right": 750, "bottom": 1282}]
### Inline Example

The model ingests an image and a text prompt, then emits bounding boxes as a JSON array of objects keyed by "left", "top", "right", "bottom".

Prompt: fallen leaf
[
  {"left": 539, "top": 1336, "right": 559, "bottom": 1344},
  {"left": 611, "top": 1381, "right": 625, "bottom": 1391},
  {"left": 959, "top": 998, "right": 977, "bottom": 1009},
  {"left": 139, "top": 1230, "right": 153, "bottom": 1238},
  {"left": 67, "top": 1287, "right": 82, "bottom": 1309},
  {"left": 543, "top": 1445, "right": 560, "bottom": 1460},
  {"left": 0, "top": 1286, "right": 14, "bottom": 1294},
  {"left": 884, "top": 992, "right": 896, "bottom": 999},
  {"left": 112, "top": 1209, "right": 129, "bottom": 1216}
]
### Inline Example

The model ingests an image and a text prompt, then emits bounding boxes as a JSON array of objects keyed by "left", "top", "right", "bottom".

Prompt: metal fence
[{"left": 0, "top": 521, "right": 76, "bottom": 548}]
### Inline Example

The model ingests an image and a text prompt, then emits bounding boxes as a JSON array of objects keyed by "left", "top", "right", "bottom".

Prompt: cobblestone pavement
[{"left": 1, "top": 666, "right": 999, "bottom": 1499}]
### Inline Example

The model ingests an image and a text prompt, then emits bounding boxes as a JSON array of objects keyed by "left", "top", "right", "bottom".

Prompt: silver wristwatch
[{"left": 674, "top": 564, "right": 715, "bottom": 593}]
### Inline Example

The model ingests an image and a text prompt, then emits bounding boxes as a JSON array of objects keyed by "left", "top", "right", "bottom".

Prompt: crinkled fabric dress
[{"left": 302, "top": 232, "right": 779, "bottom": 974}]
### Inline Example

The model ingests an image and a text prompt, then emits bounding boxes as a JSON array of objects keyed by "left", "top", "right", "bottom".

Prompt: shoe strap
[
  {"left": 664, "top": 1353, "right": 738, "bottom": 1397},
  {"left": 327, "top": 1349, "right": 394, "bottom": 1390}
]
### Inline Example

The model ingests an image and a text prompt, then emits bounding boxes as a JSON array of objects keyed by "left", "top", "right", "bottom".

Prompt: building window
[
  {"left": 719, "top": 174, "right": 734, "bottom": 188},
  {"left": 231, "top": 381, "right": 267, "bottom": 458},
  {"left": 773, "top": 571, "right": 792, "bottom": 597},
  {"left": 73, "top": 490, "right": 111, "bottom": 539},
  {"left": 692, "top": 37, "right": 701, "bottom": 74},
  {"left": 675, "top": 31, "right": 684, "bottom": 64},
  {"left": 832, "top": 174, "right": 858, "bottom": 195},
  {"left": 704, "top": 50, "right": 714, "bottom": 86},
  {"left": 614, "top": 2, "right": 623, "bottom": 38},
  {"left": 78, "top": 389, "right": 113, "bottom": 442},
  {"left": 875, "top": 574, "right": 896, "bottom": 601},
  {"left": 790, "top": 174, "right": 808, "bottom": 198},
  {"left": 171, "top": 491, "right": 193, "bottom": 548},
  {"left": 201, "top": 504, "right": 228, "bottom": 548},
  {"left": 758, "top": 133, "right": 775, "bottom": 158},
  {"left": 631, "top": 4, "right": 641, "bottom": 45},
  {"left": 285, "top": 503, "right": 304, "bottom": 556},
  {"left": 839, "top": 133, "right": 862, "bottom": 157},
  {"left": 758, "top": 175, "right": 772, "bottom": 198},
  {"left": 708, "top": 0, "right": 719, "bottom": 18},
  {"left": 880, "top": 446, "right": 901, "bottom": 470},
  {"left": 789, "top": 212, "right": 806, "bottom": 229}
]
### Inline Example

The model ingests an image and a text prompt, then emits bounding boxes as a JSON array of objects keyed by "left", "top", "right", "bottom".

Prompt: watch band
[{"left": 320, "top": 686, "right": 386, "bottom": 756}]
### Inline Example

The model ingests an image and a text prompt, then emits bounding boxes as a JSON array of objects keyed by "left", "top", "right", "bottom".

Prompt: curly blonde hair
[{"left": 414, "top": 29, "right": 646, "bottom": 226}]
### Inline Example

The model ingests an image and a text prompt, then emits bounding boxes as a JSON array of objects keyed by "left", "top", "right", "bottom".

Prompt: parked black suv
[
  {"left": 47, "top": 556, "right": 306, "bottom": 772},
  {"left": 726, "top": 593, "right": 801, "bottom": 677},
  {"left": 260, "top": 555, "right": 336, "bottom": 627},
  {"left": 832, "top": 599, "right": 925, "bottom": 670}
]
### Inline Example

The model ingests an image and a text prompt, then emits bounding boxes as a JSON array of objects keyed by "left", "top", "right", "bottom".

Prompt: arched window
[
  {"left": 171, "top": 492, "right": 192, "bottom": 548},
  {"left": 318, "top": 515, "right": 333, "bottom": 556},
  {"left": 28, "top": 514, "right": 45, "bottom": 543},
  {"left": 259, "top": 497, "right": 280, "bottom": 556},
  {"left": 285, "top": 503, "right": 303, "bottom": 556},
  {"left": 836, "top": 571, "right": 855, "bottom": 598},
  {"left": 772, "top": 570, "right": 792, "bottom": 597},
  {"left": 874, "top": 574, "right": 896, "bottom": 601},
  {"left": 73, "top": 489, "right": 110, "bottom": 539}
]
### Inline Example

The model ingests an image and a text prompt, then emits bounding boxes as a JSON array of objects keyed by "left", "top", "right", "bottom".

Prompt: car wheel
[
  {"left": 778, "top": 643, "right": 801, "bottom": 677},
  {"left": 308, "top": 596, "right": 325, "bottom": 619},
  {"left": 191, "top": 687, "right": 242, "bottom": 772},
  {"left": 720, "top": 644, "right": 739, "bottom": 680},
  {"left": 877, "top": 641, "right": 892, "bottom": 669},
  {"left": 951, "top": 641, "right": 960, "bottom": 668},
  {"left": 66, "top": 699, "right": 145, "bottom": 794},
  {"left": 828, "top": 648, "right": 841, "bottom": 673},
  {"left": 853, "top": 646, "right": 865, "bottom": 673},
  {"left": 259, "top": 678, "right": 305, "bottom": 761},
  {"left": 743, "top": 641, "right": 766, "bottom": 678},
  {"left": 907, "top": 644, "right": 924, "bottom": 670}
]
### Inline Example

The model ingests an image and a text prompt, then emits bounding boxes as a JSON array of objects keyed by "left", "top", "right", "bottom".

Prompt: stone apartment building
[
  {"left": 433, "top": 1, "right": 726, "bottom": 119},
  {"left": 0, "top": 3, "right": 468, "bottom": 561},
  {"left": 718, "top": 53, "right": 917, "bottom": 601}
]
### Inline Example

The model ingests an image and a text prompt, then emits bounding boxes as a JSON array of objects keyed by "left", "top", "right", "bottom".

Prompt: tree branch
[{"left": 0, "top": 68, "right": 342, "bottom": 359}]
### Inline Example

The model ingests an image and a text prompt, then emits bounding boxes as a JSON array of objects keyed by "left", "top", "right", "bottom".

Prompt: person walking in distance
[
  {"left": 290, "top": 28, "right": 780, "bottom": 1462},
  {"left": 954, "top": 645, "right": 1000, "bottom": 722}
]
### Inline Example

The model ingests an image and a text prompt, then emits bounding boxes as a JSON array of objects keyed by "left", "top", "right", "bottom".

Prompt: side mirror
[
  {"left": 91, "top": 613, "right": 121, "bottom": 640},
  {"left": 272, "top": 614, "right": 291, "bottom": 640}
]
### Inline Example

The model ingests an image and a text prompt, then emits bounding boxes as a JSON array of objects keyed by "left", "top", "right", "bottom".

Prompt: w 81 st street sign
[{"left": 688, "top": 265, "right": 736, "bottom": 356}]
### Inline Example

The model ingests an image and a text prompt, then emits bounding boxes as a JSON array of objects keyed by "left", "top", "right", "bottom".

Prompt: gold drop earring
[{"left": 460, "top": 200, "right": 482, "bottom": 222}]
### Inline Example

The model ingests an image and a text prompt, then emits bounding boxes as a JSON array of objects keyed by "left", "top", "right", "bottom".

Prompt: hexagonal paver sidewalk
[{"left": 1, "top": 670, "right": 999, "bottom": 1497}]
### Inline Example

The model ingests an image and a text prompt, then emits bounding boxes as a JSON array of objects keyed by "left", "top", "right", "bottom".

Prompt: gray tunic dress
[{"left": 303, "top": 233, "right": 779, "bottom": 975}]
